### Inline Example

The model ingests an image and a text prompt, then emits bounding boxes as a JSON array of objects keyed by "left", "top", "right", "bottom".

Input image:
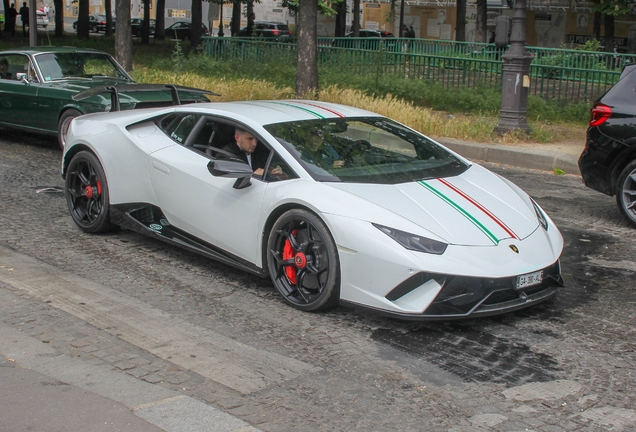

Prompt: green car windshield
[
  {"left": 264, "top": 117, "right": 469, "bottom": 184},
  {"left": 34, "top": 52, "right": 131, "bottom": 82}
]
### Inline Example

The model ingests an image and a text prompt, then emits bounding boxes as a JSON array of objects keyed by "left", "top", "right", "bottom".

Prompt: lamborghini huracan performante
[{"left": 61, "top": 100, "right": 564, "bottom": 319}]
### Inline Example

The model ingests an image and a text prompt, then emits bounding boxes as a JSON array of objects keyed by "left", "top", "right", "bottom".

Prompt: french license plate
[{"left": 516, "top": 270, "right": 543, "bottom": 289}]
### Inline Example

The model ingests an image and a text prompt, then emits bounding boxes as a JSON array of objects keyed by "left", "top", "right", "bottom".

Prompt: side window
[
  {"left": 158, "top": 113, "right": 202, "bottom": 144},
  {"left": 264, "top": 152, "right": 298, "bottom": 182},
  {"left": 0, "top": 54, "right": 30, "bottom": 81}
]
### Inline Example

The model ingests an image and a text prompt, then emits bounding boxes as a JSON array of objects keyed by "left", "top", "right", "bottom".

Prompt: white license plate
[{"left": 516, "top": 270, "right": 543, "bottom": 289}]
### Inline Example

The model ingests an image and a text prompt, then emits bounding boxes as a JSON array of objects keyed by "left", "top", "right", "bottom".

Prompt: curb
[{"left": 438, "top": 138, "right": 581, "bottom": 176}]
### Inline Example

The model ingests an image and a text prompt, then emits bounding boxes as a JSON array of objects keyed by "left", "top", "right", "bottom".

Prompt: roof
[{"left": 2, "top": 46, "right": 107, "bottom": 56}]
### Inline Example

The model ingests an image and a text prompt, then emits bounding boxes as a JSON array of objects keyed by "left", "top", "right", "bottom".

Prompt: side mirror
[
  {"left": 15, "top": 72, "right": 28, "bottom": 83},
  {"left": 207, "top": 160, "right": 253, "bottom": 189}
]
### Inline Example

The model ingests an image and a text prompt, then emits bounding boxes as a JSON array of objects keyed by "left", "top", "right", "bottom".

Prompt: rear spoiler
[{"left": 72, "top": 84, "right": 219, "bottom": 112}]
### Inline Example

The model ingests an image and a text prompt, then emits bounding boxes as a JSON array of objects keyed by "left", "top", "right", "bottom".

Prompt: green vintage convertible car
[{"left": 0, "top": 46, "right": 214, "bottom": 149}]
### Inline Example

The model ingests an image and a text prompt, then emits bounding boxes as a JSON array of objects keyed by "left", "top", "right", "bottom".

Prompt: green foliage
[
  {"left": 554, "top": 168, "right": 565, "bottom": 175},
  {"left": 591, "top": 0, "right": 632, "bottom": 16}
]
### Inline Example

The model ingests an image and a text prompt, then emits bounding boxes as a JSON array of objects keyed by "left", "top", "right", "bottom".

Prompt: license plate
[{"left": 516, "top": 270, "right": 543, "bottom": 289}]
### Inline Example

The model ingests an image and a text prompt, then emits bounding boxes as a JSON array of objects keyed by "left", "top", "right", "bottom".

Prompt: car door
[
  {"left": 147, "top": 113, "right": 271, "bottom": 264},
  {"left": 0, "top": 54, "right": 40, "bottom": 129}
]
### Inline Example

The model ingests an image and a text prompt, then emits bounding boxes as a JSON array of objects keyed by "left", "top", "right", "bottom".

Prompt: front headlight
[
  {"left": 373, "top": 224, "right": 448, "bottom": 255},
  {"left": 532, "top": 199, "right": 548, "bottom": 231}
]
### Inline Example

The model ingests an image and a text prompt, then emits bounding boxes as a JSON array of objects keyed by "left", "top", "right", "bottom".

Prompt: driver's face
[{"left": 236, "top": 131, "right": 258, "bottom": 154}]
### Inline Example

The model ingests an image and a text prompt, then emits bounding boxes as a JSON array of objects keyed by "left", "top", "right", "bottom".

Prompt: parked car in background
[
  {"left": 73, "top": 14, "right": 106, "bottom": 33},
  {"left": 36, "top": 10, "right": 49, "bottom": 29},
  {"left": 237, "top": 21, "right": 292, "bottom": 40},
  {"left": 131, "top": 18, "right": 155, "bottom": 37},
  {"left": 333, "top": 29, "right": 397, "bottom": 50},
  {"left": 579, "top": 63, "right": 636, "bottom": 227},
  {"left": 61, "top": 100, "right": 564, "bottom": 318},
  {"left": 164, "top": 21, "right": 209, "bottom": 41},
  {"left": 0, "top": 47, "right": 213, "bottom": 149}
]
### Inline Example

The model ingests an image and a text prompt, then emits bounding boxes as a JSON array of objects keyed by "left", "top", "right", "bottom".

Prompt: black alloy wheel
[
  {"left": 616, "top": 160, "right": 636, "bottom": 227},
  {"left": 267, "top": 209, "right": 340, "bottom": 311},
  {"left": 65, "top": 151, "right": 115, "bottom": 234}
]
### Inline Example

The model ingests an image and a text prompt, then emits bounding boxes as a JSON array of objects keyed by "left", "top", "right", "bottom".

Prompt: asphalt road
[{"left": 0, "top": 130, "right": 635, "bottom": 431}]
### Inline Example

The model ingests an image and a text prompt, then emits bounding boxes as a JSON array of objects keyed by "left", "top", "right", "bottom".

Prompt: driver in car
[
  {"left": 223, "top": 128, "right": 283, "bottom": 177},
  {"left": 0, "top": 58, "right": 12, "bottom": 79}
]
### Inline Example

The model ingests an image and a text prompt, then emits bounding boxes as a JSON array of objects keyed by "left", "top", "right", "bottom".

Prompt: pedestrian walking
[
  {"left": 19, "top": 1, "right": 28, "bottom": 36},
  {"left": 6, "top": 3, "right": 18, "bottom": 36}
]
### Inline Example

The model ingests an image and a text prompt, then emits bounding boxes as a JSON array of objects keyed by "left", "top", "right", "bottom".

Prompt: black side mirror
[{"left": 207, "top": 160, "right": 253, "bottom": 189}]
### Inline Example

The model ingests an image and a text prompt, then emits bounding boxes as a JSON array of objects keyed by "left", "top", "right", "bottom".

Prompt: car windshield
[
  {"left": 264, "top": 117, "right": 469, "bottom": 184},
  {"left": 34, "top": 52, "right": 130, "bottom": 81}
]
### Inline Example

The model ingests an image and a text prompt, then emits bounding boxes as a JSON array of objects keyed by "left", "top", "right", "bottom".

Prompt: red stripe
[
  {"left": 294, "top": 101, "right": 345, "bottom": 118},
  {"left": 437, "top": 178, "right": 519, "bottom": 240}
]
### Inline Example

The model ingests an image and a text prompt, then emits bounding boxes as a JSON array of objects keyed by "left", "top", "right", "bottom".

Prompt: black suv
[
  {"left": 579, "top": 63, "right": 636, "bottom": 226},
  {"left": 237, "top": 21, "right": 292, "bottom": 40}
]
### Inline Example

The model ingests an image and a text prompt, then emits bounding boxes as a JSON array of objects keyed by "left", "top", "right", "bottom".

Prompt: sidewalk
[
  {"left": 0, "top": 321, "right": 259, "bottom": 432},
  {"left": 437, "top": 137, "right": 584, "bottom": 176}
]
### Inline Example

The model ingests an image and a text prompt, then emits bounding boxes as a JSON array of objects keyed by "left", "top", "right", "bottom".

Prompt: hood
[{"left": 328, "top": 165, "right": 540, "bottom": 247}]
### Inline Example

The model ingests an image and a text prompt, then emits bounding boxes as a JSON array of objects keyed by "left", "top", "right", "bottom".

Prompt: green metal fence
[{"left": 203, "top": 36, "right": 636, "bottom": 103}]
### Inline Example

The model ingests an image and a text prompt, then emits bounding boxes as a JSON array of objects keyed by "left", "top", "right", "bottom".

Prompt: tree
[
  {"left": 592, "top": 0, "right": 631, "bottom": 52},
  {"left": 154, "top": 0, "right": 166, "bottom": 40},
  {"left": 475, "top": 0, "right": 487, "bottom": 42},
  {"left": 191, "top": 0, "right": 203, "bottom": 47},
  {"left": 456, "top": 0, "right": 466, "bottom": 42},
  {"left": 334, "top": 0, "right": 346, "bottom": 37},
  {"left": 104, "top": 0, "right": 113, "bottom": 37},
  {"left": 230, "top": 0, "right": 240, "bottom": 35},
  {"left": 53, "top": 0, "right": 64, "bottom": 37},
  {"left": 115, "top": 0, "right": 132, "bottom": 71},
  {"left": 296, "top": 0, "right": 318, "bottom": 97},
  {"left": 351, "top": 0, "right": 360, "bottom": 36},
  {"left": 77, "top": 0, "right": 90, "bottom": 39},
  {"left": 141, "top": 0, "right": 150, "bottom": 44}
]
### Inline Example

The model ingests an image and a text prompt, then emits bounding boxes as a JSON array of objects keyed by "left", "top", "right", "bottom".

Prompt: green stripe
[
  {"left": 270, "top": 102, "right": 325, "bottom": 119},
  {"left": 418, "top": 180, "right": 499, "bottom": 245}
]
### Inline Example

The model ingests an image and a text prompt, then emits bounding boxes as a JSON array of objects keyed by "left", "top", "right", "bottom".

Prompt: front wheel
[
  {"left": 58, "top": 109, "right": 81, "bottom": 150},
  {"left": 616, "top": 161, "right": 636, "bottom": 227},
  {"left": 267, "top": 209, "right": 340, "bottom": 311},
  {"left": 65, "top": 151, "right": 115, "bottom": 234}
]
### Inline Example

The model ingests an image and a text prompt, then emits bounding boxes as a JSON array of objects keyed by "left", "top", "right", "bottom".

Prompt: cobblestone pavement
[{"left": 0, "top": 132, "right": 635, "bottom": 431}]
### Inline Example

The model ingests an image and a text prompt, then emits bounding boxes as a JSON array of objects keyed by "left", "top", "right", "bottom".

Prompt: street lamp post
[{"left": 494, "top": 0, "right": 532, "bottom": 134}]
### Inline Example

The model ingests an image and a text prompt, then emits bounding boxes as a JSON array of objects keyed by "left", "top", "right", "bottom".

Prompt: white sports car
[{"left": 62, "top": 100, "right": 564, "bottom": 319}]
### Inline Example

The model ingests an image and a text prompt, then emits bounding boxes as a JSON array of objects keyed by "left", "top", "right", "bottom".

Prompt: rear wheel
[
  {"left": 65, "top": 151, "right": 115, "bottom": 234},
  {"left": 267, "top": 209, "right": 340, "bottom": 311},
  {"left": 58, "top": 109, "right": 81, "bottom": 150},
  {"left": 616, "top": 161, "right": 636, "bottom": 227}
]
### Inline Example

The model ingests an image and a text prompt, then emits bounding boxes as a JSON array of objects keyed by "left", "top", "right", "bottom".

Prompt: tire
[
  {"left": 267, "top": 209, "right": 340, "bottom": 311},
  {"left": 65, "top": 151, "right": 115, "bottom": 234},
  {"left": 616, "top": 160, "right": 636, "bottom": 227},
  {"left": 58, "top": 109, "right": 81, "bottom": 150}
]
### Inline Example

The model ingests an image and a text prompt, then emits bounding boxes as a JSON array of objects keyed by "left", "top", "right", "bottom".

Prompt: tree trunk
[
  {"left": 191, "top": 0, "right": 202, "bottom": 47},
  {"left": 296, "top": 0, "right": 318, "bottom": 98},
  {"left": 154, "top": 0, "right": 165, "bottom": 40},
  {"left": 230, "top": 1, "right": 240, "bottom": 36},
  {"left": 246, "top": 0, "right": 254, "bottom": 35},
  {"left": 2, "top": 0, "right": 8, "bottom": 32},
  {"left": 105, "top": 0, "right": 113, "bottom": 37},
  {"left": 604, "top": 14, "right": 614, "bottom": 53},
  {"left": 77, "top": 0, "right": 90, "bottom": 39},
  {"left": 456, "top": 0, "right": 466, "bottom": 41},
  {"left": 475, "top": 0, "right": 487, "bottom": 42},
  {"left": 352, "top": 0, "right": 360, "bottom": 36},
  {"left": 115, "top": 0, "right": 132, "bottom": 71},
  {"left": 53, "top": 0, "right": 63, "bottom": 37},
  {"left": 593, "top": 12, "right": 601, "bottom": 40},
  {"left": 141, "top": 0, "right": 150, "bottom": 44},
  {"left": 334, "top": 0, "right": 346, "bottom": 37}
]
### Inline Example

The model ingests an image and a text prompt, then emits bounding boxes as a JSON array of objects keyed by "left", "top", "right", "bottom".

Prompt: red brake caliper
[
  {"left": 83, "top": 180, "right": 101, "bottom": 198},
  {"left": 283, "top": 229, "right": 304, "bottom": 284}
]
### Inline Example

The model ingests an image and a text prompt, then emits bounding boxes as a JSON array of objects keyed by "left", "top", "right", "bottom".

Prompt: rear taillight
[
  {"left": 589, "top": 103, "right": 612, "bottom": 127},
  {"left": 272, "top": 30, "right": 280, "bottom": 35}
]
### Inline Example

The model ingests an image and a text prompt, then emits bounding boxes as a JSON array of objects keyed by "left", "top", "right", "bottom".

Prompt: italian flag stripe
[
  {"left": 437, "top": 178, "right": 519, "bottom": 240},
  {"left": 418, "top": 180, "right": 500, "bottom": 245},
  {"left": 269, "top": 102, "right": 325, "bottom": 119}
]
